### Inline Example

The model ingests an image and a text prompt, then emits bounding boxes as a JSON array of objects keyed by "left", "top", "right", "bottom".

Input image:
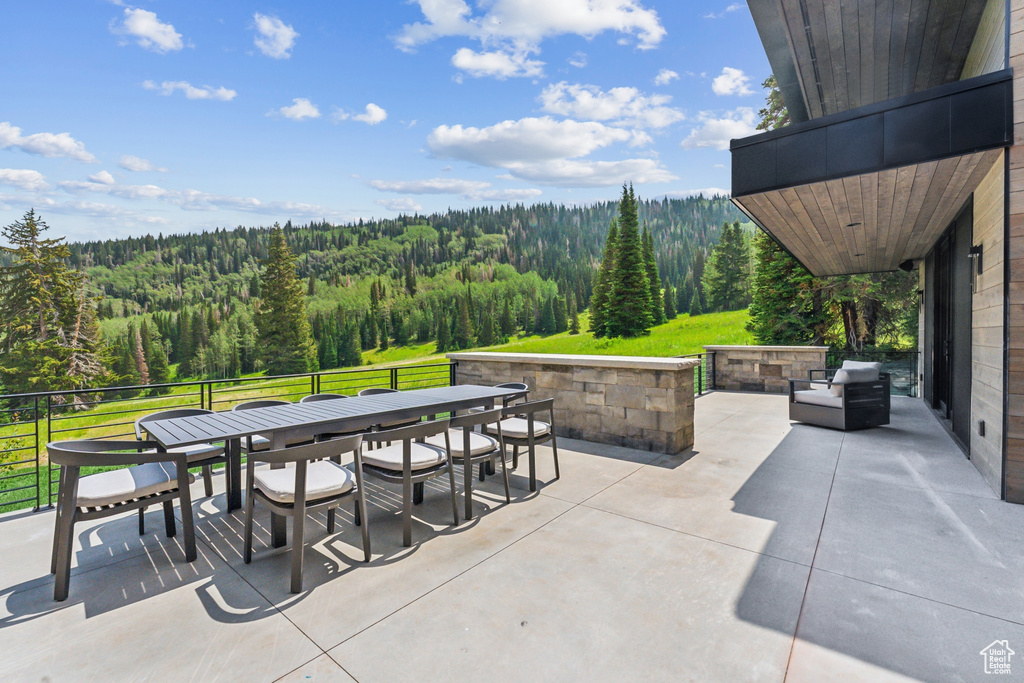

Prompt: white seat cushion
[
  {"left": 425, "top": 429, "right": 500, "bottom": 456},
  {"left": 254, "top": 460, "right": 355, "bottom": 504},
  {"left": 362, "top": 442, "right": 447, "bottom": 471},
  {"left": 76, "top": 462, "right": 194, "bottom": 508},
  {"left": 809, "top": 381, "right": 830, "bottom": 391},
  {"left": 793, "top": 389, "right": 843, "bottom": 409},
  {"left": 497, "top": 417, "right": 551, "bottom": 439}
]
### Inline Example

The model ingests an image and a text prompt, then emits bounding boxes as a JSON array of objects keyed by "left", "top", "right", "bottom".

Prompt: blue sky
[{"left": 0, "top": 1, "right": 770, "bottom": 242}]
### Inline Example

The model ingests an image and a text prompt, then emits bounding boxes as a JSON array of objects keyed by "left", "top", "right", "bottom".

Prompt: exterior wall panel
[{"left": 1006, "top": 0, "right": 1024, "bottom": 502}]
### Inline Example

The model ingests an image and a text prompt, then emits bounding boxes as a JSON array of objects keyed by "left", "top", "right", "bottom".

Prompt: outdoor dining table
[{"left": 142, "top": 384, "right": 521, "bottom": 548}]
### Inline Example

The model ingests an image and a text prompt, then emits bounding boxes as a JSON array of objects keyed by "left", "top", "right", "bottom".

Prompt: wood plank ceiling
[
  {"left": 733, "top": 148, "right": 1002, "bottom": 276},
  {"left": 777, "top": 0, "right": 988, "bottom": 120}
]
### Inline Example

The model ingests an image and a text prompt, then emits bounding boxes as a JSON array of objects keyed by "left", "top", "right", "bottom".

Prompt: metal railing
[
  {"left": 676, "top": 352, "right": 716, "bottom": 396},
  {"left": 0, "top": 362, "right": 458, "bottom": 514},
  {"left": 825, "top": 350, "right": 920, "bottom": 397}
]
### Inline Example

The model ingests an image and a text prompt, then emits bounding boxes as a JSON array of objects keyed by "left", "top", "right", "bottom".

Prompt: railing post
[
  {"left": 46, "top": 394, "right": 53, "bottom": 508},
  {"left": 450, "top": 361, "right": 458, "bottom": 386},
  {"left": 709, "top": 352, "right": 716, "bottom": 391},
  {"left": 311, "top": 373, "right": 316, "bottom": 396},
  {"left": 390, "top": 367, "right": 399, "bottom": 391},
  {"left": 33, "top": 396, "right": 40, "bottom": 511},
  {"left": 698, "top": 356, "right": 703, "bottom": 395}
]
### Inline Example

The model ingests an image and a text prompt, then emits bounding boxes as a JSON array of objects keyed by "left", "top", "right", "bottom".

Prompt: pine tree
[
  {"left": 677, "top": 277, "right": 690, "bottom": 315},
  {"left": 702, "top": 221, "right": 752, "bottom": 311},
  {"left": 478, "top": 301, "right": 496, "bottom": 346},
  {"left": 747, "top": 231, "right": 823, "bottom": 344},
  {"left": 141, "top": 320, "right": 171, "bottom": 388},
  {"left": 454, "top": 296, "right": 475, "bottom": 349},
  {"left": 254, "top": 228, "right": 318, "bottom": 374},
  {"left": 605, "top": 184, "right": 653, "bottom": 337},
  {"left": 338, "top": 319, "right": 363, "bottom": 367},
  {"left": 663, "top": 279, "right": 676, "bottom": 320},
  {"left": 435, "top": 307, "right": 451, "bottom": 352},
  {"left": 538, "top": 297, "right": 556, "bottom": 334},
  {"left": 405, "top": 262, "right": 417, "bottom": 296},
  {"left": 129, "top": 322, "right": 149, "bottom": 385},
  {"left": 553, "top": 295, "right": 568, "bottom": 333},
  {"left": 568, "top": 293, "right": 580, "bottom": 335},
  {"left": 689, "top": 289, "right": 703, "bottom": 316},
  {"left": 307, "top": 274, "right": 316, "bottom": 296},
  {"left": 499, "top": 299, "right": 515, "bottom": 338},
  {"left": 589, "top": 220, "right": 618, "bottom": 338},
  {"left": 0, "top": 210, "right": 101, "bottom": 394},
  {"left": 642, "top": 226, "right": 665, "bottom": 325}
]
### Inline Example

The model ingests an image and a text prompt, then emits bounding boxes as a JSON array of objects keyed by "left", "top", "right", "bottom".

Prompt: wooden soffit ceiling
[
  {"left": 749, "top": 0, "right": 989, "bottom": 122},
  {"left": 733, "top": 148, "right": 1001, "bottom": 276}
]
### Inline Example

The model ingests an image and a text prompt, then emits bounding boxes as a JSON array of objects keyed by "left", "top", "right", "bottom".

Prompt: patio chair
[
  {"left": 789, "top": 360, "right": 890, "bottom": 430},
  {"left": 425, "top": 408, "right": 510, "bottom": 520},
  {"left": 468, "top": 382, "right": 530, "bottom": 414},
  {"left": 135, "top": 408, "right": 226, "bottom": 499},
  {"left": 232, "top": 399, "right": 312, "bottom": 453},
  {"left": 489, "top": 399, "right": 559, "bottom": 492},
  {"left": 299, "top": 393, "right": 364, "bottom": 441},
  {"left": 361, "top": 419, "right": 459, "bottom": 547},
  {"left": 357, "top": 387, "right": 420, "bottom": 447},
  {"left": 243, "top": 434, "right": 370, "bottom": 593},
  {"left": 48, "top": 439, "right": 197, "bottom": 601}
]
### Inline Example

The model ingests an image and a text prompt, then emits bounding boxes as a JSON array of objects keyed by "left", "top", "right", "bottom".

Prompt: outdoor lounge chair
[
  {"left": 48, "top": 439, "right": 196, "bottom": 601},
  {"left": 488, "top": 398, "right": 559, "bottom": 492},
  {"left": 243, "top": 434, "right": 370, "bottom": 593},
  {"left": 789, "top": 360, "right": 890, "bottom": 430}
]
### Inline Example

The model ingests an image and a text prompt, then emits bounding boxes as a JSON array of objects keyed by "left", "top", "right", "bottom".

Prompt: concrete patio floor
[{"left": 2, "top": 392, "right": 1023, "bottom": 681}]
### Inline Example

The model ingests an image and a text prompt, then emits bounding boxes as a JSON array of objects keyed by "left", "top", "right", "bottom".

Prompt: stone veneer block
[
  {"left": 703, "top": 345, "right": 828, "bottom": 394},
  {"left": 446, "top": 352, "right": 700, "bottom": 454}
]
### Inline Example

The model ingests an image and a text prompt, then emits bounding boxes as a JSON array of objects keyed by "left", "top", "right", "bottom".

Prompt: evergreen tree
[
  {"left": 747, "top": 231, "right": 823, "bottom": 344},
  {"left": 254, "top": 228, "right": 318, "bottom": 374},
  {"left": 338, "top": 319, "right": 363, "bottom": 367},
  {"left": 0, "top": 210, "right": 101, "bottom": 395},
  {"left": 553, "top": 295, "right": 568, "bottom": 333},
  {"left": 307, "top": 274, "right": 315, "bottom": 296},
  {"left": 405, "top": 262, "right": 417, "bottom": 296},
  {"left": 478, "top": 301, "right": 496, "bottom": 346},
  {"left": 689, "top": 289, "right": 703, "bottom": 316},
  {"left": 677, "top": 276, "right": 690, "bottom": 315},
  {"left": 589, "top": 220, "right": 618, "bottom": 338},
  {"left": 642, "top": 226, "right": 665, "bottom": 325},
  {"left": 538, "top": 297, "right": 556, "bottom": 334},
  {"left": 663, "top": 279, "right": 676, "bottom": 320},
  {"left": 379, "top": 314, "right": 390, "bottom": 351},
  {"left": 605, "top": 184, "right": 653, "bottom": 337},
  {"left": 454, "top": 296, "right": 475, "bottom": 349},
  {"left": 435, "top": 308, "right": 451, "bottom": 352},
  {"left": 499, "top": 299, "right": 515, "bottom": 338},
  {"left": 702, "top": 221, "right": 751, "bottom": 311},
  {"left": 129, "top": 323, "right": 149, "bottom": 385},
  {"left": 568, "top": 293, "right": 580, "bottom": 335},
  {"left": 177, "top": 309, "right": 194, "bottom": 366}
]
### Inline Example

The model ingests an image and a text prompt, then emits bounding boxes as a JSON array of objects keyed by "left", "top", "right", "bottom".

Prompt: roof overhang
[
  {"left": 748, "top": 0, "right": 990, "bottom": 123},
  {"left": 730, "top": 70, "right": 1012, "bottom": 276}
]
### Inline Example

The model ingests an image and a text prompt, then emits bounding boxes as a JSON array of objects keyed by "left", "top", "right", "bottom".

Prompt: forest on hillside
[{"left": 0, "top": 196, "right": 743, "bottom": 391}]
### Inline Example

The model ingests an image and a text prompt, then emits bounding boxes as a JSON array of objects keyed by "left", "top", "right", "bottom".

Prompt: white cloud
[
  {"left": 370, "top": 177, "right": 542, "bottom": 202},
  {"left": 397, "top": 0, "right": 665, "bottom": 51},
  {"left": 539, "top": 82, "right": 684, "bottom": 129},
  {"left": 376, "top": 198, "right": 423, "bottom": 212},
  {"left": 703, "top": 3, "right": 746, "bottom": 19},
  {"left": 711, "top": 67, "right": 753, "bottom": 96},
  {"left": 451, "top": 48, "right": 544, "bottom": 79},
  {"left": 568, "top": 51, "right": 588, "bottom": 68},
  {"left": 143, "top": 80, "right": 237, "bottom": 101},
  {"left": 0, "top": 169, "right": 49, "bottom": 192},
  {"left": 0, "top": 122, "right": 96, "bottom": 163},
  {"left": 654, "top": 68, "right": 678, "bottom": 86},
  {"left": 428, "top": 116, "right": 636, "bottom": 166},
  {"left": 88, "top": 170, "right": 116, "bottom": 185},
  {"left": 253, "top": 13, "right": 298, "bottom": 59},
  {"left": 119, "top": 155, "right": 167, "bottom": 172},
  {"left": 498, "top": 158, "right": 675, "bottom": 187},
  {"left": 273, "top": 98, "right": 321, "bottom": 121},
  {"left": 680, "top": 107, "right": 757, "bottom": 150},
  {"left": 111, "top": 8, "right": 184, "bottom": 53},
  {"left": 48, "top": 200, "right": 171, "bottom": 226},
  {"left": 353, "top": 103, "right": 387, "bottom": 125}
]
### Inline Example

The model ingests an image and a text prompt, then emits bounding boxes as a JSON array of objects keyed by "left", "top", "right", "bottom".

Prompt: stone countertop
[
  {"left": 446, "top": 352, "right": 701, "bottom": 371},
  {"left": 702, "top": 345, "right": 830, "bottom": 351}
]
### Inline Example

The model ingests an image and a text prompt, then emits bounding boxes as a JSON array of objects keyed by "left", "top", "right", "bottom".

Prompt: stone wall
[
  {"left": 446, "top": 352, "right": 700, "bottom": 455},
  {"left": 704, "top": 345, "right": 829, "bottom": 393}
]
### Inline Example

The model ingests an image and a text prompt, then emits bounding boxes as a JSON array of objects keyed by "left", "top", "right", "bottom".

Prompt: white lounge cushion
[
  {"left": 254, "top": 460, "right": 355, "bottom": 504},
  {"left": 829, "top": 367, "right": 881, "bottom": 397},
  {"left": 809, "top": 381, "right": 830, "bottom": 391},
  {"left": 794, "top": 389, "right": 843, "bottom": 409},
  {"left": 497, "top": 417, "right": 551, "bottom": 439},
  {"left": 362, "top": 442, "right": 448, "bottom": 471},
  {"left": 76, "top": 462, "right": 194, "bottom": 508},
  {"left": 841, "top": 360, "right": 882, "bottom": 375},
  {"left": 425, "top": 429, "right": 500, "bottom": 456}
]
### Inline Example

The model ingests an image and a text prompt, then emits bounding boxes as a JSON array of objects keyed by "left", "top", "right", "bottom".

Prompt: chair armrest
[{"left": 47, "top": 440, "right": 188, "bottom": 467}]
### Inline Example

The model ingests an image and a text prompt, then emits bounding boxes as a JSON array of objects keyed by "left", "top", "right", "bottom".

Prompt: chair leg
[
  {"left": 138, "top": 507, "right": 146, "bottom": 535},
  {"left": 463, "top": 453, "right": 474, "bottom": 521},
  {"left": 53, "top": 514, "right": 76, "bottom": 602},
  {"left": 500, "top": 451, "right": 511, "bottom": 504},
  {"left": 163, "top": 500, "right": 177, "bottom": 538},
  {"left": 446, "top": 459, "right": 460, "bottom": 527},
  {"left": 551, "top": 435, "right": 560, "bottom": 481},
  {"left": 176, "top": 463, "right": 197, "bottom": 563},
  {"left": 354, "top": 499, "right": 361, "bottom": 527},
  {"left": 528, "top": 442, "right": 537, "bottom": 492},
  {"left": 357, "top": 493, "right": 371, "bottom": 562},
  {"left": 512, "top": 445, "right": 519, "bottom": 469},
  {"left": 202, "top": 465, "right": 214, "bottom": 497},
  {"left": 290, "top": 510, "right": 305, "bottom": 594},
  {"left": 402, "top": 472, "right": 413, "bottom": 547},
  {"left": 413, "top": 481, "right": 424, "bottom": 505},
  {"left": 478, "top": 461, "right": 487, "bottom": 482},
  {"left": 327, "top": 507, "right": 336, "bottom": 534},
  {"left": 243, "top": 487, "right": 255, "bottom": 564}
]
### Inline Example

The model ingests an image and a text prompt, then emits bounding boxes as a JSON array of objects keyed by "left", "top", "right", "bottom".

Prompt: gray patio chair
[
  {"left": 789, "top": 367, "right": 891, "bottom": 430},
  {"left": 361, "top": 419, "right": 459, "bottom": 547},
  {"left": 425, "top": 408, "right": 510, "bottom": 520},
  {"left": 243, "top": 434, "right": 370, "bottom": 593},
  {"left": 232, "top": 399, "right": 312, "bottom": 452},
  {"left": 299, "top": 393, "right": 364, "bottom": 441},
  {"left": 48, "top": 439, "right": 196, "bottom": 601},
  {"left": 468, "top": 382, "right": 529, "bottom": 414},
  {"left": 357, "top": 387, "right": 420, "bottom": 446},
  {"left": 490, "top": 399, "right": 560, "bottom": 492},
  {"left": 135, "top": 408, "right": 226, "bottom": 499}
]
